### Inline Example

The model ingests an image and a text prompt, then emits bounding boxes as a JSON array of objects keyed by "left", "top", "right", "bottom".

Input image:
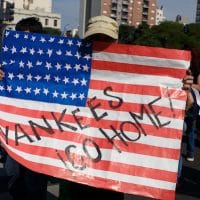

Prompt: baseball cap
[{"left": 84, "top": 15, "right": 119, "bottom": 40}]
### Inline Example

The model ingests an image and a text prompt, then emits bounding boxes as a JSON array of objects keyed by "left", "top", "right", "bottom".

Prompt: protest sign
[{"left": 0, "top": 30, "right": 191, "bottom": 199}]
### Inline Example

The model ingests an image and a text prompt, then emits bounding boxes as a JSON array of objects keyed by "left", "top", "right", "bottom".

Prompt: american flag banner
[{"left": 0, "top": 30, "right": 191, "bottom": 200}]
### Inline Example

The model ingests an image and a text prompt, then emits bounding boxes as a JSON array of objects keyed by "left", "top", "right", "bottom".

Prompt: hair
[{"left": 15, "top": 17, "right": 43, "bottom": 33}]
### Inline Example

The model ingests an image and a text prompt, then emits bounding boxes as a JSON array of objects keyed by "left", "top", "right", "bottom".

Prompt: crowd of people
[{"left": 0, "top": 14, "right": 198, "bottom": 200}]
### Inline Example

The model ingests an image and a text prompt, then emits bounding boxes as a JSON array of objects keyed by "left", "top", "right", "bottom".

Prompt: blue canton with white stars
[{"left": 0, "top": 30, "right": 92, "bottom": 107}]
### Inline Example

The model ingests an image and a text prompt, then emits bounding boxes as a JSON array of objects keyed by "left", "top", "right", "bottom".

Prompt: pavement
[{"left": 0, "top": 133, "right": 199, "bottom": 200}]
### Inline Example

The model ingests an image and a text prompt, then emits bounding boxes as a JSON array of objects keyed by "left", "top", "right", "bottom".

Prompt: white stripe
[
  {"left": 1, "top": 139, "right": 176, "bottom": 191},
  {"left": 91, "top": 69, "right": 183, "bottom": 88},
  {"left": 3, "top": 125, "right": 181, "bottom": 151},
  {"left": 0, "top": 89, "right": 186, "bottom": 111},
  {"left": 93, "top": 51, "right": 190, "bottom": 70},
  {"left": 0, "top": 104, "right": 184, "bottom": 130},
  {"left": 88, "top": 89, "right": 186, "bottom": 109},
  {"left": 1, "top": 131, "right": 179, "bottom": 173}
]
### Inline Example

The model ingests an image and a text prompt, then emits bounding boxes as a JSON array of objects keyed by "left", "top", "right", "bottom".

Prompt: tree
[
  {"left": 134, "top": 21, "right": 189, "bottom": 49},
  {"left": 43, "top": 27, "right": 61, "bottom": 36},
  {"left": 119, "top": 24, "right": 135, "bottom": 44}
]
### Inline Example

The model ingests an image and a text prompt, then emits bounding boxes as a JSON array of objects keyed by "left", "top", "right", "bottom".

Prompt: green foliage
[
  {"left": 119, "top": 24, "right": 135, "bottom": 44},
  {"left": 118, "top": 21, "right": 200, "bottom": 50},
  {"left": 43, "top": 27, "right": 62, "bottom": 36}
]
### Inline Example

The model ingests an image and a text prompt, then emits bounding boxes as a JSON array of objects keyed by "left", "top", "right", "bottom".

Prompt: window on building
[
  {"left": 54, "top": 20, "right": 58, "bottom": 27},
  {"left": 45, "top": 19, "right": 49, "bottom": 26}
]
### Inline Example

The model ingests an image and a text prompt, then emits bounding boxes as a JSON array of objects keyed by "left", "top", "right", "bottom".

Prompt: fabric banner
[{"left": 0, "top": 30, "right": 191, "bottom": 200}]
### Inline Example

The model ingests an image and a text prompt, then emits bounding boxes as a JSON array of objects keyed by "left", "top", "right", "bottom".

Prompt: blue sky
[
  {"left": 52, "top": 0, "right": 197, "bottom": 31},
  {"left": 158, "top": 0, "right": 196, "bottom": 22}
]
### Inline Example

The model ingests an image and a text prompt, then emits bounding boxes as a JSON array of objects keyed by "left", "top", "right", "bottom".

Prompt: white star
[
  {"left": 8, "top": 73, "right": 14, "bottom": 80},
  {"left": 36, "top": 61, "right": 42, "bottom": 66},
  {"left": 11, "top": 46, "right": 17, "bottom": 54},
  {"left": 27, "top": 61, "right": 33, "bottom": 69},
  {"left": 20, "top": 47, "right": 27, "bottom": 54},
  {"left": 2, "top": 61, "right": 7, "bottom": 66},
  {"left": 43, "top": 88, "right": 49, "bottom": 95},
  {"left": 24, "top": 34, "right": 29, "bottom": 39},
  {"left": 52, "top": 90, "right": 59, "bottom": 98},
  {"left": 84, "top": 54, "right": 91, "bottom": 60},
  {"left": 44, "top": 74, "right": 51, "bottom": 82},
  {"left": 33, "top": 88, "right": 41, "bottom": 95},
  {"left": 9, "top": 60, "right": 15, "bottom": 64},
  {"left": 74, "top": 64, "right": 81, "bottom": 71},
  {"left": 65, "top": 51, "right": 72, "bottom": 56},
  {"left": 86, "top": 42, "right": 92, "bottom": 47},
  {"left": 15, "top": 86, "right": 22, "bottom": 93},
  {"left": 0, "top": 86, "right": 5, "bottom": 91},
  {"left": 2, "top": 45, "right": 8, "bottom": 52},
  {"left": 67, "top": 40, "right": 73, "bottom": 46},
  {"left": 46, "top": 49, "right": 53, "bottom": 57},
  {"left": 82, "top": 64, "right": 89, "bottom": 72},
  {"left": 58, "top": 39, "right": 64, "bottom": 44},
  {"left": 14, "top": 33, "right": 19, "bottom": 39},
  {"left": 80, "top": 78, "right": 87, "bottom": 86},
  {"left": 70, "top": 93, "right": 77, "bottom": 100},
  {"left": 40, "top": 37, "right": 46, "bottom": 43},
  {"left": 45, "top": 62, "right": 52, "bottom": 70},
  {"left": 76, "top": 41, "right": 82, "bottom": 47},
  {"left": 37, "top": 49, "right": 44, "bottom": 55},
  {"left": 27, "top": 74, "right": 33, "bottom": 81},
  {"left": 34, "top": 75, "right": 42, "bottom": 81},
  {"left": 5, "top": 31, "right": 10, "bottom": 37},
  {"left": 63, "top": 77, "right": 69, "bottom": 84},
  {"left": 29, "top": 48, "right": 35, "bottom": 55},
  {"left": 24, "top": 87, "right": 31, "bottom": 94},
  {"left": 56, "top": 50, "right": 62, "bottom": 55},
  {"left": 61, "top": 92, "right": 68, "bottom": 99},
  {"left": 75, "top": 52, "right": 81, "bottom": 59},
  {"left": 72, "top": 78, "right": 79, "bottom": 86},
  {"left": 54, "top": 76, "right": 61, "bottom": 83},
  {"left": 19, "top": 61, "right": 25, "bottom": 68},
  {"left": 55, "top": 63, "right": 62, "bottom": 70},
  {"left": 49, "top": 37, "right": 55, "bottom": 42},
  {"left": 64, "top": 64, "right": 72, "bottom": 71},
  {"left": 31, "top": 36, "right": 36, "bottom": 41},
  {"left": 7, "top": 86, "right": 12, "bottom": 93},
  {"left": 79, "top": 93, "right": 85, "bottom": 100},
  {"left": 17, "top": 73, "right": 24, "bottom": 80}
]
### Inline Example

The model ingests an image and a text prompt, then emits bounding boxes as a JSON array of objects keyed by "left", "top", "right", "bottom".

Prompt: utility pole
[
  {"left": 0, "top": 0, "right": 14, "bottom": 22},
  {"left": 79, "top": 0, "right": 101, "bottom": 38},
  {"left": 0, "top": 0, "right": 14, "bottom": 48}
]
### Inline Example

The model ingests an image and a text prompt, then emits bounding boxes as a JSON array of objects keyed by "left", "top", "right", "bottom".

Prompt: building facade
[
  {"left": 5, "top": 0, "right": 61, "bottom": 30},
  {"left": 196, "top": 0, "right": 200, "bottom": 22},
  {"left": 155, "top": 6, "right": 166, "bottom": 25},
  {"left": 101, "top": 0, "right": 157, "bottom": 27}
]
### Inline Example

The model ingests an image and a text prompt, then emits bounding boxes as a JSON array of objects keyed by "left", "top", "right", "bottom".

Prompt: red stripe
[
  {"left": 92, "top": 60, "right": 186, "bottom": 79},
  {"left": 0, "top": 124, "right": 180, "bottom": 160},
  {"left": 89, "top": 80, "right": 187, "bottom": 101},
  {"left": 1, "top": 136, "right": 178, "bottom": 183},
  {"left": 93, "top": 41, "right": 191, "bottom": 61},
  {"left": 0, "top": 106, "right": 182, "bottom": 139},
  {"left": 0, "top": 105, "right": 183, "bottom": 139},
  {"left": 2, "top": 146, "right": 176, "bottom": 200},
  {"left": 86, "top": 98, "right": 185, "bottom": 119}
]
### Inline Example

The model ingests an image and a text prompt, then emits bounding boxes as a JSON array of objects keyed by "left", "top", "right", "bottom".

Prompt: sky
[{"left": 52, "top": 0, "right": 197, "bottom": 31}]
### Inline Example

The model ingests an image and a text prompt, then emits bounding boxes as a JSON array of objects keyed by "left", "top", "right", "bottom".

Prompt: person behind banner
[
  {"left": 185, "top": 49, "right": 200, "bottom": 162},
  {"left": 0, "top": 17, "right": 48, "bottom": 200},
  {"left": 58, "top": 15, "right": 124, "bottom": 200},
  {"left": 58, "top": 15, "right": 193, "bottom": 200}
]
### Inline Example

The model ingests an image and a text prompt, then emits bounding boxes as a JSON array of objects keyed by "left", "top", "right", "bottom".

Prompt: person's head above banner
[
  {"left": 84, "top": 15, "right": 119, "bottom": 43},
  {"left": 15, "top": 17, "right": 43, "bottom": 33}
]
